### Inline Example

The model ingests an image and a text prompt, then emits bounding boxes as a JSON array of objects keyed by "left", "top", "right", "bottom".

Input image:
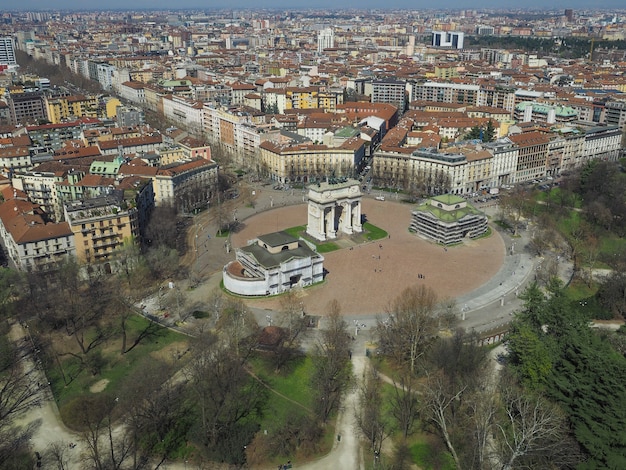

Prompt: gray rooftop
[
  {"left": 241, "top": 239, "right": 320, "bottom": 269},
  {"left": 257, "top": 231, "right": 299, "bottom": 247}
]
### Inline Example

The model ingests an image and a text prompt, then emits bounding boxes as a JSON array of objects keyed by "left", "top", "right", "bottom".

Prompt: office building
[{"left": 432, "top": 31, "right": 464, "bottom": 49}]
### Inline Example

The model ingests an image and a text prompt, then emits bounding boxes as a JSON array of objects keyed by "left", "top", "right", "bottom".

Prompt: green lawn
[
  {"left": 317, "top": 242, "right": 340, "bottom": 253},
  {"left": 410, "top": 440, "right": 456, "bottom": 470},
  {"left": 363, "top": 222, "right": 388, "bottom": 241},
  {"left": 283, "top": 225, "right": 306, "bottom": 239},
  {"left": 249, "top": 354, "right": 314, "bottom": 409},
  {"left": 282, "top": 223, "right": 388, "bottom": 250},
  {"left": 47, "top": 314, "right": 187, "bottom": 409}
]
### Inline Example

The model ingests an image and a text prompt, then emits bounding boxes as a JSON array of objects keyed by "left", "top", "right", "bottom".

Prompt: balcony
[{"left": 92, "top": 230, "right": 118, "bottom": 240}]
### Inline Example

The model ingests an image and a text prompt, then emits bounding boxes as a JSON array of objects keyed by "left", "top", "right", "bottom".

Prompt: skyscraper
[
  {"left": 0, "top": 37, "right": 17, "bottom": 66},
  {"left": 317, "top": 28, "right": 334, "bottom": 54}
]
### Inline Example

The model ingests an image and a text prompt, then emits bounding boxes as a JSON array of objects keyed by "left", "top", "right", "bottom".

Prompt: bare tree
[
  {"left": 389, "top": 372, "right": 420, "bottom": 439},
  {"left": 185, "top": 332, "right": 266, "bottom": 465},
  {"left": 420, "top": 371, "right": 466, "bottom": 470},
  {"left": 499, "top": 187, "right": 530, "bottom": 235},
  {"left": 215, "top": 297, "right": 259, "bottom": 358},
  {"left": 311, "top": 303, "right": 352, "bottom": 423},
  {"left": 45, "top": 441, "right": 71, "bottom": 470},
  {"left": 496, "top": 385, "right": 573, "bottom": 470},
  {"left": 468, "top": 390, "right": 497, "bottom": 470},
  {"left": 355, "top": 366, "right": 389, "bottom": 455},
  {"left": 120, "top": 359, "right": 190, "bottom": 468},
  {"left": 376, "top": 285, "right": 438, "bottom": 375},
  {"left": 62, "top": 395, "right": 132, "bottom": 470},
  {"left": 272, "top": 290, "right": 308, "bottom": 371}
]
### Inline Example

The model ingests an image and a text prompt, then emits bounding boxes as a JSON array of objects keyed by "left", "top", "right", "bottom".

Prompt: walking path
[{"left": 298, "top": 355, "right": 367, "bottom": 470}]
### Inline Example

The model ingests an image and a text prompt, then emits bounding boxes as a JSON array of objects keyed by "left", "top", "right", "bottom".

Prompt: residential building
[
  {"left": 8, "top": 91, "right": 47, "bottom": 126},
  {"left": 153, "top": 158, "right": 219, "bottom": 210},
  {"left": 0, "top": 187, "right": 75, "bottom": 271},
  {"left": 63, "top": 191, "right": 139, "bottom": 264},
  {"left": 0, "top": 37, "right": 16, "bottom": 66},
  {"left": 372, "top": 79, "right": 407, "bottom": 114},
  {"left": 514, "top": 102, "right": 578, "bottom": 125},
  {"left": 44, "top": 95, "right": 98, "bottom": 124},
  {"left": 258, "top": 137, "right": 365, "bottom": 184},
  {"left": 509, "top": 131, "right": 549, "bottom": 182}
]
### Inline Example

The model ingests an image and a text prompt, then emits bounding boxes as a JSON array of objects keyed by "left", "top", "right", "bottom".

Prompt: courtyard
[{"left": 230, "top": 198, "right": 505, "bottom": 316}]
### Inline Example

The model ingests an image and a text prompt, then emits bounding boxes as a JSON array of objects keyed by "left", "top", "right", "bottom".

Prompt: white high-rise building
[
  {"left": 432, "top": 31, "right": 464, "bottom": 50},
  {"left": 317, "top": 28, "right": 334, "bottom": 54},
  {"left": 0, "top": 37, "right": 17, "bottom": 66}
]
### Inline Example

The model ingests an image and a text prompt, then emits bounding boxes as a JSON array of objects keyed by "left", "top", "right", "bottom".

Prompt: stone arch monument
[{"left": 306, "top": 178, "right": 363, "bottom": 241}]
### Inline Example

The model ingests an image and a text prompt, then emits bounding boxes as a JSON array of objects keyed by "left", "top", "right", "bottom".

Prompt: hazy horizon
[{"left": 5, "top": 1, "right": 626, "bottom": 12}]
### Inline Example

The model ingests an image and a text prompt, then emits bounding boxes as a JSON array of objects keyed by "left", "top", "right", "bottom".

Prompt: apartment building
[
  {"left": 317, "top": 28, "right": 335, "bottom": 53},
  {"left": 0, "top": 37, "right": 17, "bottom": 66},
  {"left": 0, "top": 187, "right": 75, "bottom": 271},
  {"left": 483, "top": 138, "right": 519, "bottom": 187},
  {"left": 583, "top": 126, "right": 622, "bottom": 162},
  {"left": 432, "top": 31, "right": 464, "bottom": 49},
  {"left": 64, "top": 192, "right": 139, "bottom": 264},
  {"left": 258, "top": 138, "right": 365, "bottom": 184},
  {"left": 412, "top": 82, "right": 480, "bottom": 107},
  {"left": 374, "top": 149, "right": 466, "bottom": 195},
  {"left": 509, "top": 132, "right": 549, "bottom": 182},
  {"left": 153, "top": 158, "right": 219, "bottom": 209},
  {"left": 26, "top": 119, "right": 98, "bottom": 151},
  {"left": 11, "top": 162, "right": 71, "bottom": 220},
  {"left": 372, "top": 79, "right": 407, "bottom": 114},
  {"left": 44, "top": 95, "right": 98, "bottom": 124},
  {"left": 202, "top": 105, "right": 261, "bottom": 166},
  {"left": 0, "top": 145, "right": 32, "bottom": 174},
  {"left": 97, "top": 133, "right": 163, "bottom": 156},
  {"left": 117, "top": 81, "right": 146, "bottom": 106},
  {"left": 162, "top": 95, "right": 204, "bottom": 134},
  {"left": 514, "top": 102, "right": 578, "bottom": 125},
  {"left": 8, "top": 91, "right": 47, "bottom": 126}
]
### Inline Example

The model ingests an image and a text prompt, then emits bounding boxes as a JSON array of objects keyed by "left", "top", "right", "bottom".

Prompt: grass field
[
  {"left": 46, "top": 314, "right": 188, "bottom": 409},
  {"left": 363, "top": 222, "right": 388, "bottom": 241}
]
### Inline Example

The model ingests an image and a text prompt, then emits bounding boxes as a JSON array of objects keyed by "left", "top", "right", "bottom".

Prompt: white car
[{"left": 375, "top": 195, "right": 385, "bottom": 201}]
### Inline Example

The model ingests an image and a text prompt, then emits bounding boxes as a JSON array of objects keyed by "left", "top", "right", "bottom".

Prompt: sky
[{"left": 7, "top": 1, "right": 626, "bottom": 11}]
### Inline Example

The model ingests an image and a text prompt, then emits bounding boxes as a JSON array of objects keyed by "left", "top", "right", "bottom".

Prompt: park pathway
[{"left": 297, "top": 355, "right": 367, "bottom": 470}]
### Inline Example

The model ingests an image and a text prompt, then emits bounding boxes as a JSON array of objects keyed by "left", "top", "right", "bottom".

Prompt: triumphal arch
[{"left": 306, "top": 178, "right": 363, "bottom": 241}]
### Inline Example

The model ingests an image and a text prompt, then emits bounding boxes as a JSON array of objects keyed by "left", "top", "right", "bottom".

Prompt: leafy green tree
[
  {"left": 507, "top": 283, "right": 626, "bottom": 468},
  {"left": 484, "top": 119, "right": 496, "bottom": 142}
]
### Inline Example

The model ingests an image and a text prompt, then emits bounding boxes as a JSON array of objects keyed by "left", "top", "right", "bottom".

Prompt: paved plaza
[{"left": 230, "top": 198, "right": 506, "bottom": 316}]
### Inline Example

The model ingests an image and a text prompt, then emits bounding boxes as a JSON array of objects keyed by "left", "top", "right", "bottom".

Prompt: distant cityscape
[{"left": 0, "top": 7, "right": 625, "bottom": 271}]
